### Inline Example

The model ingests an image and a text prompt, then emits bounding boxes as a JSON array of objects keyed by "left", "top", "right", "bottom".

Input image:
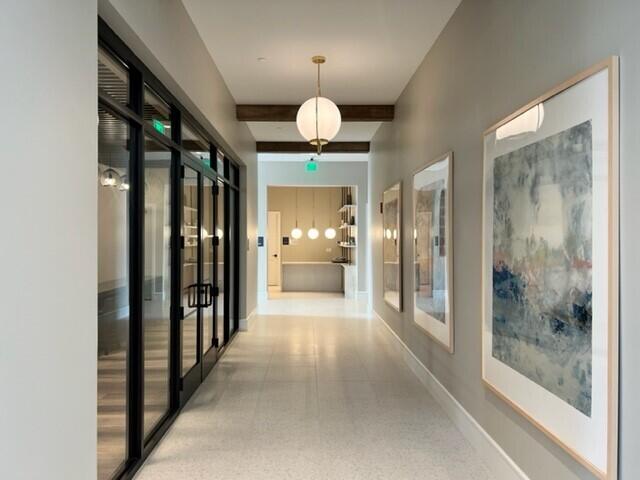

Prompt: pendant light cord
[
  {"left": 312, "top": 188, "right": 316, "bottom": 228},
  {"left": 315, "top": 61, "right": 321, "bottom": 155},
  {"left": 295, "top": 187, "right": 299, "bottom": 228}
]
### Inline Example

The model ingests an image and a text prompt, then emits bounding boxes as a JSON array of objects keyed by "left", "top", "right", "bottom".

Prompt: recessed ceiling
[
  {"left": 182, "top": 0, "right": 461, "bottom": 141},
  {"left": 247, "top": 122, "right": 381, "bottom": 142}
]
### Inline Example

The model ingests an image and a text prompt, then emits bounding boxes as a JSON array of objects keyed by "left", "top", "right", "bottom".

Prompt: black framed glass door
[{"left": 180, "top": 162, "right": 219, "bottom": 400}]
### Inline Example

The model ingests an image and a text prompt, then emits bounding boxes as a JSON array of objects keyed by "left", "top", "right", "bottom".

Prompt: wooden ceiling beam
[
  {"left": 256, "top": 141, "right": 370, "bottom": 154},
  {"left": 237, "top": 105, "right": 394, "bottom": 122}
]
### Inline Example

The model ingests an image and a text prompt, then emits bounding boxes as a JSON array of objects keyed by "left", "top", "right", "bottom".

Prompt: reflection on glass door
[
  {"left": 216, "top": 179, "right": 226, "bottom": 347},
  {"left": 143, "top": 136, "right": 172, "bottom": 438},
  {"left": 182, "top": 167, "right": 199, "bottom": 375},
  {"left": 228, "top": 188, "right": 237, "bottom": 336},
  {"left": 97, "top": 106, "right": 129, "bottom": 480},
  {"left": 202, "top": 177, "right": 215, "bottom": 354}
]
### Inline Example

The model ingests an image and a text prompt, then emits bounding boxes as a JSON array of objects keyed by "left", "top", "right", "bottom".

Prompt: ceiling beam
[
  {"left": 256, "top": 142, "right": 370, "bottom": 154},
  {"left": 237, "top": 105, "right": 394, "bottom": 122}
]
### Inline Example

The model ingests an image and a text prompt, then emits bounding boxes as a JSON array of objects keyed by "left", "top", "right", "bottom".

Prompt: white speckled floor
[{"left": 135, "top": 293, "right": 491, "bottom": 479}]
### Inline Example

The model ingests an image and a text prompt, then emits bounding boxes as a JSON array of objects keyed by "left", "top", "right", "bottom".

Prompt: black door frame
[
  {"left": 179, "top": 158, "right": 221, "bottom": 403},
  {"left": 98, "top": 17, "right": 242, "bottom": 480}
]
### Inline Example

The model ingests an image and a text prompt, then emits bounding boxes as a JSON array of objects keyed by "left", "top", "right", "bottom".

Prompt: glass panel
[
  {"left": 228, "top": 188, "right": 237, "bottom": 336},
  {"left": 183, "top": 121, "right": 211, "bottom": 167},
  {"left": 144, "top": 85, "right": 171, "bottom": 137},
  {"left": 98, "top": 48, "right": 128, "bottom": 107},
  {"left": 216, "top": 179, "right": 226, "bottom": 346},
  {"left": 182, "top": 167, "right": 199, "bottom": 374},
  {"left": 202, "top": 177, "right": 214, "bottom": 354},
  {"left": 97, "top": 107, "right": 129, "bottom": 480},
  {"left": 143, "top": 136, "right": 172, "bottom": 437},
  {"left": 216, "top": 150, "right": 224, "bottom": 173},
  {"left": 230, "top": 164, "right": 239, "bottom": 186}
]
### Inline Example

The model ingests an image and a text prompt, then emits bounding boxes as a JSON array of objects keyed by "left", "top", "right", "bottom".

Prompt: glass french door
[{"left": 180, "top": 162, "right": 219, "bottom": 399}]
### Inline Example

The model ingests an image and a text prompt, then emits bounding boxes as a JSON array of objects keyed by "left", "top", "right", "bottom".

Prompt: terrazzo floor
[{"left": 135, "top": 293, "right": 491, "bottom": 479}]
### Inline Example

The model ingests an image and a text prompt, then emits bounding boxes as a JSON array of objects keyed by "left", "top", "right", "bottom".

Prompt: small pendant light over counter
[
  {"left": 296, "top": 56, "right": 341, "bottom": 155},
  {"left": 307, "top": 188, "right": 319, "bottom": 240},
  {"left": 291, "top": 187, "right": 303, "bottom": 239}
]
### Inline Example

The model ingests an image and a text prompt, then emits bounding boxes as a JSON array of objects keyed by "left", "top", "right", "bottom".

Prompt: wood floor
[
  {"left": 97, "top": 298, "right": 225, "bottom": 480},
  {"left": 97, "top": 318, "right": 172, "bottom": 480}
]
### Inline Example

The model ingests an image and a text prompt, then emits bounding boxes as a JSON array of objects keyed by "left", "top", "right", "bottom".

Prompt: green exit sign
[
  {"left": 305, "top": 159, "right": 318, "bottom": 172},
  {"left": 153, "top": 119, "right": 165, "bottom": 134}
]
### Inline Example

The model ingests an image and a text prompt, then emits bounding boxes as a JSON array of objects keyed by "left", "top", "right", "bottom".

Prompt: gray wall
[
  {"left": 0, "top": 1, "right": 98, "bottom": 478},
  {"left": 369, "top": 0, "right": 639, "bottom": 478},
  {"left": 99, "top": 0, "right": 258, "bottom": 319}
]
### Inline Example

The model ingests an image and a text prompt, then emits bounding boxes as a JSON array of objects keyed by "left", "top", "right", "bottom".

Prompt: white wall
[
  {"left": 258, "top": 156, "right": 369, "bottom": 296},
  {"left": 99, "top": 0, "right": 258, "bottom": 319},
  {"left": 0, "top": 1, "right": 97, "bottom": 478}
]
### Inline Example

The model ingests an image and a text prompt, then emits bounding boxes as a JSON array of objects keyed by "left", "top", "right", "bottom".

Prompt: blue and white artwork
[{"left": 492, "top": 120, "right": 593, "bottom": 417}]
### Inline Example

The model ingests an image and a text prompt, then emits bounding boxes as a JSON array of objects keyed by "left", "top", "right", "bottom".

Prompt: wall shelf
[{"left": 338, "top": 204, "right": 356, "bottom": 213}]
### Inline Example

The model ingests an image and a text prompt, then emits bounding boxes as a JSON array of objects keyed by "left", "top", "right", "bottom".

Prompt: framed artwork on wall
[
  {"left": 482, "top": 58, "right": 619, "bottom": 479},
  {"left": 412, "top": 152, "right": 454, "bottom": 353},
  {"left": 382, "top": 182, "right": 402, "bottom": 311}
]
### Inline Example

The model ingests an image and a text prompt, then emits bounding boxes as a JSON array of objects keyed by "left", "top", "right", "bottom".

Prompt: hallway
[{"left": 136, "top": 294, "right": 490, "bottom": 479}]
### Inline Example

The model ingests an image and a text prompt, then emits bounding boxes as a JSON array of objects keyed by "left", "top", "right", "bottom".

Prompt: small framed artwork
[
  {"left": 482, "top": 58, "right": 619, "bottom": 479},
  {"left": 382, "top": 182, "right": 402, "bottom": 311},
  {"left": 412, "top": 152, "right": 454, "bottom": 353}
]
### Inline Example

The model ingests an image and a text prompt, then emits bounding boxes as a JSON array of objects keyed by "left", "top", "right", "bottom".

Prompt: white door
[{"left": 267, "top": 211, "right": 281, "bottom": 287}]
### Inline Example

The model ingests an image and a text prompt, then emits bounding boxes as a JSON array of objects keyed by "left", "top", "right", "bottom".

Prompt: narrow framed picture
[
  {"left": 412, "top": 152, "right": 454, "bottom": 353},
  {"left": 482, "top": 58, "right": 619, "bottom": 479},
  {"left": 382, "top": 182, "right": 402, "bottom": 311}
]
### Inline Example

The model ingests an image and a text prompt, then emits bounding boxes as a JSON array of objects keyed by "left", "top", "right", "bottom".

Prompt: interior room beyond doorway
[{"left": 267, "top": 186, "right": 358, "bottom": 299}]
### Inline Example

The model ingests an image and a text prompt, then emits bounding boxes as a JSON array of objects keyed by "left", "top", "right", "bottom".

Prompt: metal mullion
[
  {"left": 169, "top": 107, "right": 182, "bottom": 412},
  {"left": 212, "top": 178, "right": 220, "bottom": 349},
  {"left": 127, "top": 65, "right": 144, "bottom": 462},
  {"left": 223, "top": 182, "right": 230, "bottom": 344},
  {"left": 142, "top": 123, "right": 181, "bottom": 152},
  {"left": 233, "top": 187, "right": 240, "bottom": 333},
  {"left": 196, "top": 172, "right": 204, "bottom": 369},
  {"left": 98, "top": 90, "right": 143, "bottom": 127}
]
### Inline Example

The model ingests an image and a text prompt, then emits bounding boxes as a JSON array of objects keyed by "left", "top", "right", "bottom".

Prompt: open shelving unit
[{"left": 338, "top": 186, "right": 357, "bottom": 263}]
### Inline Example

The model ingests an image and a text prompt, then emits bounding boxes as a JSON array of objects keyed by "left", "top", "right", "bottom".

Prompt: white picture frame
[
  {"left": 481, "top": 58, "right": 619, "bottom": 479},
  {"left": 412, "top": 152, "right": 454, "bottom": 353}
]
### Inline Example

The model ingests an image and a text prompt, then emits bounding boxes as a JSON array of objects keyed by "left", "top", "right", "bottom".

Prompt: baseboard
[
  {"left": 373, "top": 310, "right": 529, "bottom": 480},
  {"left": 239, "top": 308, "right": 256, "bottom": 332}
]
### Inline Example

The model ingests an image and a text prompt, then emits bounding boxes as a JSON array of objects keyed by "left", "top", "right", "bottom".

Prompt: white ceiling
[{"left": 183, "top": 0, "right": 460, "bottom": 141}]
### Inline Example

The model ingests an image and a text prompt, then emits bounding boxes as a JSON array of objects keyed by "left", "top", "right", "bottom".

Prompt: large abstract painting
[
  {"left": 482, "top": 58, "right": 618, "bottom": 479},
  {"left": 382, "top": 183, "right": 402, "bottom": 311},
  {"left": 413, "top": 153, "right": 453, "bottom": 352},
  {"left": 492, "top": 120, "right": 593, "bottom": 415}
]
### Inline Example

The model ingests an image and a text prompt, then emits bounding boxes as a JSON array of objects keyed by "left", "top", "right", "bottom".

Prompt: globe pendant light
[
  {"left": 291, "top": 187, "right": 303, "bottom": 239},
  {"left": 324, "top": 188, "right": 336, "bottom": 239},
  {"left": 118, "top": 175, "right": 130, "bottom": 191},
  {"left": 100, "top": 167, "right": 121, "bottom": 188},
  {"left": 296, "top": 56, "right": 341, "bottom": 155},
  {"left": 307, "top": 188, "right": 319, "bottom": 240}
]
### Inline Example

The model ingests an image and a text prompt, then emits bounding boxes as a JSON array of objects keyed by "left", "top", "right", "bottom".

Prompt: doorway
[
  {"left": 267, "top": 211, "right": 282, "bottom": 290},
  {"left": 180, "top": 162, "right": 222, "bottom": 400}
]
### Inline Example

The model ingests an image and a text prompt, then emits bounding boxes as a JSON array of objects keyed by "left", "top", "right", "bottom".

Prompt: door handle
[
  {"left": 272, "top": 254, "right": 278, "bottom": 258},
  {"left": 186, "top": 283, "right": 199, "bottom": 308}
]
